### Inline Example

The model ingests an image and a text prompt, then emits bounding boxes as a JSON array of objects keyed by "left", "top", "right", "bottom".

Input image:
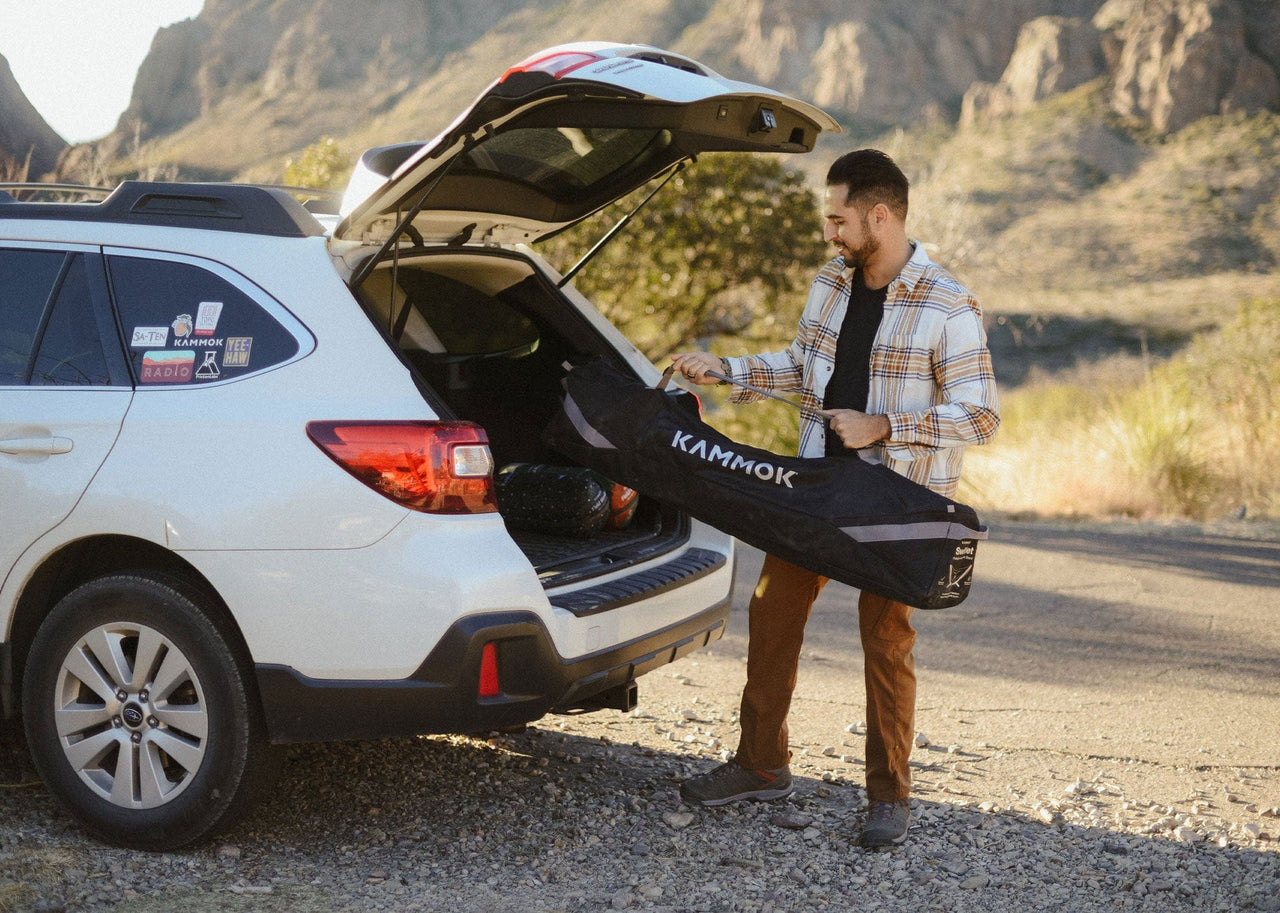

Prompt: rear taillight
[
  {"left": 306, "top": 421, "right": 498, "bottom": 514},
  {"left": 500, "top": 50, "right": 603, "bottom": 82}
]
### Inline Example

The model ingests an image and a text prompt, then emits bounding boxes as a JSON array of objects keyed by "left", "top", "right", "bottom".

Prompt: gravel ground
[
  {"left": 4, "top": 522, "right": 1279, "bottom": 912},
  {"left": 2, "top": 664, "right": 1277, "bottom": 913}
]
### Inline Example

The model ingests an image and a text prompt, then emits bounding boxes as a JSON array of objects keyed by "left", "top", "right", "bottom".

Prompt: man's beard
[
  {"left": 839, "top": 214, "right": 878, "bottom": 269},
  {"left": 841, "top": 235, "right": 879, "bottom": 269}
]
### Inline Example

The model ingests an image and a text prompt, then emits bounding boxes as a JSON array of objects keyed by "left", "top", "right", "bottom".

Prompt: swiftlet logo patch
[
  {"left": 934, "top": 538, "right": 979, "bottom": 603},
  {"left": 670, "top": 431, "right": 797, "bottom": 488}
]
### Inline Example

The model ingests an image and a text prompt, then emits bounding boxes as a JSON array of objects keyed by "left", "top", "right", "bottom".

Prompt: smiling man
[{"left": 670, "top": 148, "right": 1000, "bottom": 847}]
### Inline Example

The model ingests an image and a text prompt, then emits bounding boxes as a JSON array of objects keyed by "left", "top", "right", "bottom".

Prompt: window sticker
[
  {"left": 194, "top": 351, "right": 220, "bottom": 380},
  {"left": 194, "top": 301, "right": 224, "bottom": 337},
  {"left": 224, "top": 336, "right": 253, "bottom": 368},
  {"left": 131, "top": 326, "right": 169, "bottom": 347},
  {"left": 140, "top": 350, "right": 195, "bottom": 383},
  {"left": 172, "top": 313, "right": 193, "bottom": 338},
  {"left": 174, "top": 335, "right": 222, "bottom": 348}
]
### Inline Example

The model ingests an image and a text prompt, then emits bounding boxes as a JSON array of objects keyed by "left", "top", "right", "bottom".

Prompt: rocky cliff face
[
  {"left": 679, "top": 0, "right": 1103, "bottom": 127},
  {"left": 1105, "top": 0, "right": 1280, "bottom": 131},
  {"left": 92, "top": 0, "right": 1119, "bottom": 178},
  {"left": 961, "top": 0, "right": 1280, "bottom": 128},
  {"left": 960, "top": 16, "right": 1108, "bottom": 124},
  {"left": 122, "top": 0, "right": 520, "bottom": 139},
  {"left": 0, "top": 53, "right": 67, "bottom": 178},
  {"left": 6, "top": 0, "right": 1276, "bottom": 181}
]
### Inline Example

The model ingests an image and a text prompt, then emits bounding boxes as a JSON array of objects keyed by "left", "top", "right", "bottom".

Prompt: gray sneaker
[
  {"left": 680, "top": 761, "right": 793, "bottom": 806},
  {"left": 862, "top": 799, "right": 911, "bottom": 847}
]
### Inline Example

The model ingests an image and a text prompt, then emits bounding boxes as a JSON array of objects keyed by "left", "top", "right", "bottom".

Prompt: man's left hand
[
  {"left": 669, "top": 352, "right": 724, "bottom": 385},
  {"left": 823, "top": 410, "right": 891, "bottom": 449}
]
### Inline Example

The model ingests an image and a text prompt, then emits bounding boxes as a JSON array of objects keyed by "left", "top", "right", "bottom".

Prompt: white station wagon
[{"left": 0, "top": 42, "right": 838, "bottom": 849}]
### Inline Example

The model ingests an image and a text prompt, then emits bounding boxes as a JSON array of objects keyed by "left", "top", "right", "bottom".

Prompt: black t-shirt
[{"left": 823, "top": 269, "right": 887, "bottom": 454}]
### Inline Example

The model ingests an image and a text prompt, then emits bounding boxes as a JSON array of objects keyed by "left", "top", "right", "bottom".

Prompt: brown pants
[{"left": 734, "top": 553, "right": 917, "bottom": 802}]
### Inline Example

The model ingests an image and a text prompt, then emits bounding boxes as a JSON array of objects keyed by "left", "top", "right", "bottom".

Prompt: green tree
[
  {"left": 539, "top": 153, "right": 827, "bottom": 359},
  {"left": 282, "top": 136, "right": 349, "bottom": 190}
]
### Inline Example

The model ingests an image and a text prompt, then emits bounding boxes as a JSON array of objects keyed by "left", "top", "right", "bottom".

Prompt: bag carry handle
[{"left": 659, "top": 364, "right": 832, "bottom": 426}]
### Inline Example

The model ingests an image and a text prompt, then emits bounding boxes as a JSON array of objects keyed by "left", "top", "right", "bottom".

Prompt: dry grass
[
  {"left": 0, "top": 847, "right": 86, "bottom": 913},
  {"left": 0, "top": 882, "right": 34, "bottom": 913},
  {"left": 961, "top": 298, "right": 1280, "bottom": 521},
  {"left": 695, "top": 293, "right": 1280, "bottom": 525}
]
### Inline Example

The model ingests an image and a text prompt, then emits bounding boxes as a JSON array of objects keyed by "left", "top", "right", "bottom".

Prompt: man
[{"left": 670, "top": 149, "right": 999, "bottom": 847}]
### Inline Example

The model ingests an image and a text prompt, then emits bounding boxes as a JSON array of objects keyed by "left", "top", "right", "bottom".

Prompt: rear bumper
[{"left": 255, "top": 593, "right": 731, "bottom": 743}]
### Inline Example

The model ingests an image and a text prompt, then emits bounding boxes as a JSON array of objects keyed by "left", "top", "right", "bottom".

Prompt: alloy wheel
[{"left": 52, "top": 621, "right": 209, "bottom": 809}]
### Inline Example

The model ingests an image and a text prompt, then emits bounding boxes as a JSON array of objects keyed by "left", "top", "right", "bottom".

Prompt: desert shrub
[
  {"left": 539, "top": 153, "right": 825, "bottom": 360},
  {"left": 283, "top": 137, "right": 348, "bottom": 190},
  {"left": 1168, "top": 297, "right": 1280, "bottom": 515}
]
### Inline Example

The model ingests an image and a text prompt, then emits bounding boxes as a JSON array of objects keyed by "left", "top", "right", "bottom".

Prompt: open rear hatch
[
  {"left": 339, "top": 43, "right": 839, "bottom": 587},
  {"left": 335, "top": 42, "right": 839, "bottom": 248}
]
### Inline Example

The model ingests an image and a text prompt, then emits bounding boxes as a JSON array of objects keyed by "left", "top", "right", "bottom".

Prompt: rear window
[
  {"left": 458, "top": 127, "right": 672, "bottom": 201},
  {"left": 107, "top": 255, "right": 300, "bottom": 385}
]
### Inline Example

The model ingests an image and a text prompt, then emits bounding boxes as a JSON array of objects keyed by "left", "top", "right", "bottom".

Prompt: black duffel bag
[
  {"left": 542, "top": 359, "right": 987, "bottom": 610},
  {"left": 495, "top": 463, "right": 638, "bottom": 538}
]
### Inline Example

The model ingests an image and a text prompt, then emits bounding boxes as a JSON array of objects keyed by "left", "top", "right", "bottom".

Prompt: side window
[
  {"left": 31, "top": 255, "right": 113, "bottom": 386},
  {"left": 107, "top": 256, "right": 300, "bottom": 385},
  {"left": 0, "top": 249, "right": 114, "bottom": 387},
  {"left": 0, "top": 249, "right": 68, "bottom": 384}
]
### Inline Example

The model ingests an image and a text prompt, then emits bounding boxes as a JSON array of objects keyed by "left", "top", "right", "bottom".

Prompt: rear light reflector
[
  {"left": 451, "top": 444, "right": 494, "bottom": 477},
  {"left": 500, "top": 51, "right": 602, "bottom": 82},
  {"left": 306, "top": 420, "right": 498, "bottom": 514},
  {"left": 478, "top": 643, "right": 501, "bottom": 698}
]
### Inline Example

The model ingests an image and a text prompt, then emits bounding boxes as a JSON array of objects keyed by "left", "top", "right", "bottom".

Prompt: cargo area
[{"left": 354, "top": 250, "right": 689, "bottom": 585}]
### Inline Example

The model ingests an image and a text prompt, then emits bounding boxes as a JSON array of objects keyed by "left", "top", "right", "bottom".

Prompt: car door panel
[
  {"left": 0, "top": 245, "right": 133, "bottom": 593},
  {"left": 0, "top": 392, "right": 133, "bottom": 590}
]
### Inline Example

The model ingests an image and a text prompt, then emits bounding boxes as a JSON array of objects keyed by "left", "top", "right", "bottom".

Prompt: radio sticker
[{"left": 140, "top": 350, "right": 195, "bottom": 384}]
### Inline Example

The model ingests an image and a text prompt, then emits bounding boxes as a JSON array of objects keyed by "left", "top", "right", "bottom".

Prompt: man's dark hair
[{"left": 826, "top": 149, "right": 909, "bottom": 221}]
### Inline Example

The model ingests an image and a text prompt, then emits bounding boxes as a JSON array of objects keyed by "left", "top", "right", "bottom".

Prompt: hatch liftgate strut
[{"left": 557, "top": 159, "right": 689, "bottom": 289}]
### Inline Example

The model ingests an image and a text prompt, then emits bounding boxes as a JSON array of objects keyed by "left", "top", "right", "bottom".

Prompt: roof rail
[
  {"left": 0, "top": 182, "right": 114, "bottom": 202},
  {"left": 0, "top": 181, "right": 327, "bottom": 238},
  {"left": 249, "top": 183, "right": 344, "bottom": 215}
]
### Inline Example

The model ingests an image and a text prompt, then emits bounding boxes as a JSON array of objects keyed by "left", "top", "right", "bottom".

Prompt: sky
[{"left": 0, "top": 0, "right": 206, "bottom": 143}]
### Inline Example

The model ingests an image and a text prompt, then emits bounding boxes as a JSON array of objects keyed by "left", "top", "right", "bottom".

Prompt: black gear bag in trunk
[{"left": 543, "top": 359, "right": 987, "bottom": 610}]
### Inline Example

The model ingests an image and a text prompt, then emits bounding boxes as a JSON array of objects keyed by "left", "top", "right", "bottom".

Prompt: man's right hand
[{"left": 669, "top": 352, "right": 725, "bottom": 386}]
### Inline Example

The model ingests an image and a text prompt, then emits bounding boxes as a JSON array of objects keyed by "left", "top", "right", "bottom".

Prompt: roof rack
[{"left": 0, "top": 181, "right": 329, "bottom": 238}]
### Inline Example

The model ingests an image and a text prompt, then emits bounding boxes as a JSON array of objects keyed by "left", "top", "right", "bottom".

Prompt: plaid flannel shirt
[{"left": 721, "top": 243, "right": 999, "bottom": 498}]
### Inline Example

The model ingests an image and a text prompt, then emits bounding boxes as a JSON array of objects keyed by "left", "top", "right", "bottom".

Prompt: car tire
[{"left": 22, "top": 573, "right": 280, "bottom": 850}]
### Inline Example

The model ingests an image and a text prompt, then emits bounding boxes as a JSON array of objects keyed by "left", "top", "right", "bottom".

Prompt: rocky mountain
[
  {"left": 31, "top": 0, "right": 1280, "bottom": 184},
  {"left": 0, "top": 53, "right": 66, "bottom": 179},
  {"left": 3, "top": 0, "right": 1276, "bottom": 319},
  {"left": 962, "top": 0, "right": 1280, "bottom": 130}
]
